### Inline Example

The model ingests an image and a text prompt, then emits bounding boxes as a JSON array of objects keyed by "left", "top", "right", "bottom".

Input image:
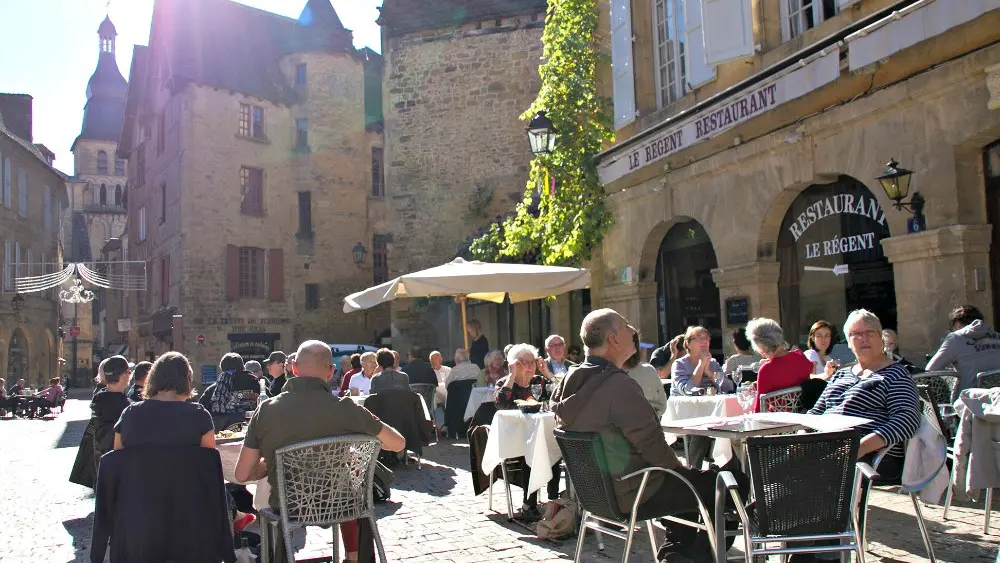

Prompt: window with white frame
[
  {"left": 654, "top": 0, "right": 687, "bottom": 108},
  {"left": 17, "top": 168, "right": 27, "bottom": 218},
  {"left": 2, "top": 241, "right": 11, "bottom": 291},
  {"left": 138, "top": 206, "right": 147, "bottom": 241},
  {"left": 781, "top": 0, "right": 840, "bottom": 41}
]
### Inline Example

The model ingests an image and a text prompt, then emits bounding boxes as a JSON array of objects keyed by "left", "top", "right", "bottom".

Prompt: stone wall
[{"left": 382, "top": 15, "right": 545, "bottom": 352}]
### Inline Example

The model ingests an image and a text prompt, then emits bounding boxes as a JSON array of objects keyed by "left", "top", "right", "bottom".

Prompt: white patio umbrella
[{"left": 342, "top": 257, "right": 591, "bottom": 348}]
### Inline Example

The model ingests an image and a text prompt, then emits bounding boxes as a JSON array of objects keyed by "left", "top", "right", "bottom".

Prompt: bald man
[{"left": 236, "top": 340, "right": 405, "bottom": 562}]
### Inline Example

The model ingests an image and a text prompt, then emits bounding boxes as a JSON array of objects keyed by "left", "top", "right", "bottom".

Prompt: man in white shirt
[
  {"left": 429, "top": 350, "right": 451, "bottom": 405},
  {"left": 349, "top": 352, "right": 378, "bottom": 395},
  {"left": 445, "top": 348, "right": 480, "bottom": 388}
]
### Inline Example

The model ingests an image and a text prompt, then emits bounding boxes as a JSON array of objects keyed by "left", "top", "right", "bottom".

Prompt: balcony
[{"left": 82, "top": 204, "right": 127, "bottom": 215}]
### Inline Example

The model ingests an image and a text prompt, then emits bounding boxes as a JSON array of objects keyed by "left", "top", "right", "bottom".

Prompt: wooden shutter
[
  {"left": 161, "top": 254, "right": 170, "bottom": 306},
  {"left": 268, "top": 248, "right": 284, "bottom": 301},
  {"left": 702, "top": 0, "right": 755, "bottom": 65},
  {"left": 225, "top": 244, "right": 239, "bottom": 301},
  {"left": 683, "top": 0, "right": 717, "bottom": 89},
  {"left": 610, "top": 0, "right": 636, "bottom": 129}
]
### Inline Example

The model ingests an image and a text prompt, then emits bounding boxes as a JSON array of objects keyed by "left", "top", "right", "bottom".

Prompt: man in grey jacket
[{"left": 926, "top": 305, "right": 1000, "bottom": 396}]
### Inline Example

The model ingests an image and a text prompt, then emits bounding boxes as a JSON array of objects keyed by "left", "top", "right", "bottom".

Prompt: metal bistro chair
[
  {"left": 977, "top": 369, "right": 1000, "bottom": 389},
  {"left": 914, "top": 370, "right": 960, "bottom": 409},
  {"left": 554, "top": 429, "right": 719, "bottom": 563},
  {"left": 715, "top": 430, "right": 869, "bottom": 563},
  {"left": 860, "top": 445, "right": 937, "bottom": 562},
  {"left": 259, "top": 435, "right": 388, "bottom": 563},
  {"left": 409, "top": 383, "right": 440, "bottom": 442},
  {"left": 759, "top": 386, "right": 803, "bottom": 414},
  {"left": 944, "top": 408, "right": 1000, "bottom": 534}
]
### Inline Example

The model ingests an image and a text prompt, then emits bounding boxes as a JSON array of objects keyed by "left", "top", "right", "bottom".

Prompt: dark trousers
[
  {"left": 519, "top": 460, "right": 563, "bottom": 508},
  {"left": 641, "top": 459, "right": 749, "bottom": 561}
]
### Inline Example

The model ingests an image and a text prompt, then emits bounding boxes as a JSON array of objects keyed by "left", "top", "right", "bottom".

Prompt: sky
[{"left": 0, "top": 0, "right": 384, "bottom": 175}]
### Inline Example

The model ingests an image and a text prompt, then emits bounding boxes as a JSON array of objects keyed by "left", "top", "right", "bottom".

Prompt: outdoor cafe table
[
  {"left": 481, "top": 409, "right": 561, "bottom": 496},
  {"left": 662, "top": 394, "right": 744, "bottom": 466},
  {"left": 217, "top": 438, "right": 270, "bottom": 511}
]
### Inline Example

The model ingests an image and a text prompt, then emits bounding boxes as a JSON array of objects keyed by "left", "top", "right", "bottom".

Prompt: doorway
[
  {"left": 985, "top": 141, "right": 1000, "bottom": 322},
  {"left": 655, "top": 220, "right": 722, "bottom": 358}
]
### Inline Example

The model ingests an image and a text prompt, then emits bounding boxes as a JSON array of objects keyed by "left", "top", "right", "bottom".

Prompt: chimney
[{"left": 0, "top": 94, "right": 33, "bottom": 142}]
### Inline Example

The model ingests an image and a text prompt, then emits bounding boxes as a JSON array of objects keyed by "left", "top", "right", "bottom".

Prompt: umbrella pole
[{"left": 460, "top": 296, "right": 469, "bottom": 350}]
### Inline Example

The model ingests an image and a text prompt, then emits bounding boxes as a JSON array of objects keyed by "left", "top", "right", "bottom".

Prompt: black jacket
[
  {"left": 69, "top": 390, "right": 130, "bottom": 489},
  {"left": 364, "top": 390, "right": 431, "bottom": 456},
  {"left": 91, "top": 445, "right": 236, "bottom": 563},
  {"left": 268, "top": 373, "right": 288, "bottom": 397},
  {"left": 405, "top": 358, "right": 438, "bottom": 386}
]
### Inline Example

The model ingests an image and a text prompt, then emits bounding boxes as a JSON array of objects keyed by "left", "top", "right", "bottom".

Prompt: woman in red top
[{"left": 745, "top": 317, "right": 812, "bottom": 412}]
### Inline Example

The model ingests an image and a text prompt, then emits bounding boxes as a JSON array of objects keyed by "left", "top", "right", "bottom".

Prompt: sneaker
[{"left": 517, "top": 506, "right": 543, "bottom": 522}]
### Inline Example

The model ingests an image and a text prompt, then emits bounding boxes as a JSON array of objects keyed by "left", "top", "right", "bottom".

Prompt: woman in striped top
[{"left": 808, "top": 309, "right": 921, "bottom": 478}]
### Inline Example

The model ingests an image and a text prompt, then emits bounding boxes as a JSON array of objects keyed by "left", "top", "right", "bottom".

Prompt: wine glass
[
  {"left": 736, "top": 384, "right": 756, "bottom": 416},
  {"left": 732, "top": 370, "right": 743, "bottom": 386},
  {"left": 530, "top": 384, "right": 543, "bottom": 402}
]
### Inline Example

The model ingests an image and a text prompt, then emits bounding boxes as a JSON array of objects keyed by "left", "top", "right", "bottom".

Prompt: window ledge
[{"left": 235, "top": 134, "right": 271, "bottom": 145}]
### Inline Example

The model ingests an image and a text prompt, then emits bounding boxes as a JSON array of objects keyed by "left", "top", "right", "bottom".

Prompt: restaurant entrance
[
  {"left": 6, "top": 328, "right": 28, "bottom": 383},
  {"left": 986, "top": 142, "right": 1000, "bottom": 323},
  {"left": 655, "top": 220, "right": 722, "bottom": 358},
  {"left": 777, "top": 176, "right": 896, "bottom": 348}
]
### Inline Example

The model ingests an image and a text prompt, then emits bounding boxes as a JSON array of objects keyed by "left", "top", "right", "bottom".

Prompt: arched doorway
[
  {"left": 7, "top": 328, "right": 28, "bottom": 384},
  {"left": 984, "top": 141, "right": 1000, "bottom": 322},
  {"left": 777, "top": 176, "right": 896, "bottom": 349},
  {"left": 655, "top": 220, "right": 722, "bottom": 357}
]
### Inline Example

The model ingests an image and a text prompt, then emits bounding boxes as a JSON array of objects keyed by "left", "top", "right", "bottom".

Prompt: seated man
[
  {"left": 369, "top": 348, "right": 410, "bottom": 394},
  {"left": 32, "top": 377, "right": 66, "bottom": 417},
  {"left": 926, "top": 304, "right": 1000, "bottom": 397},
  {"left": 210, "top": 353, "right": 260, "bottom": 430},
  {"left": 553, "top": 309, "right": 746, "bottom": 563},
  {"left": 236, "top": 341, "right": 406, "bottom": 563},
  {"left": 405, "top": 346, "right": 438, "bottom": 387}
]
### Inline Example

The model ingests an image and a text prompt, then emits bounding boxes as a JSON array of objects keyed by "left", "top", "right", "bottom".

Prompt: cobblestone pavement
[{"left": 1, "top": 395, "right": 997, "bottom": 562}]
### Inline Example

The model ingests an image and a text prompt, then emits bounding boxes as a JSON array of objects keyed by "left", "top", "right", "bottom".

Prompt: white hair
[
  {"left": 544, "top": 334, "right": 565, "bottom": 349},
  {"left": 506, "top": 343, "right": 539, "bottom": 366},
  {"left": 454, "top": 348, "right": 470, "bottom": 363},
  {"left": 745, "top": 317, "right": 787, "bottom": 355},
  {"left": 844, "top": 309, "right": 882, "bottom": 337}
]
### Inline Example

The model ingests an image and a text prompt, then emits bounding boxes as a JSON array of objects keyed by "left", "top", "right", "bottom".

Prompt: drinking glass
[
  {"left": 736, "top": 384, "right": 755, "bottom": 415},
  {"left": 732, "top": 371, "right": 743, "bottom": 386},
  {"left": 530, "top": 384, "right": 543, "bottom": 401}
]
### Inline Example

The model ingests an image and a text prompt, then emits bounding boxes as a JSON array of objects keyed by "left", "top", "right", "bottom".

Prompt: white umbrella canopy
[{"left": 342, "top": 258, "right": 591, "bottom": 347}]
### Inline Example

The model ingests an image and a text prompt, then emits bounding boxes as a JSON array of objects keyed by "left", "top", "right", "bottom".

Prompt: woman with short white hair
[{"left": 745, "top": 317, "right": 812, "bottom": 412}]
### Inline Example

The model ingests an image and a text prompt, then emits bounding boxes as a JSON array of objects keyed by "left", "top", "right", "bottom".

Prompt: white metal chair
[
  {"left": 859, "top": 446, "right": 937, "bottom": 562},
  {"left": 758, "top": 386, "right": 803, "bottom": 413},
  {"left": 259, "top": 435, "right": 388, "bottom": 563}
]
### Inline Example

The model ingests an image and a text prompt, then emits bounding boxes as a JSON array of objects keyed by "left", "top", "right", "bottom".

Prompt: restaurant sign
[{"left": 598, "top": 47, "right": 841, "bottom": 185}]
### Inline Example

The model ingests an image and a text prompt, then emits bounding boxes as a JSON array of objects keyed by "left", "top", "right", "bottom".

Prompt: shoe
[
  {"left": 233, "top": 512, "right": 256, "bottom": 534},
  {"left": 517, "top": 506, "right": 543, "bottom": 522}
]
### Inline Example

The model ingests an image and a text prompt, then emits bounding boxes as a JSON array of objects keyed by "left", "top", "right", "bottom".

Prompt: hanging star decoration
[{"left": 16, "top": 262, "right": 147, "bottom": 304}]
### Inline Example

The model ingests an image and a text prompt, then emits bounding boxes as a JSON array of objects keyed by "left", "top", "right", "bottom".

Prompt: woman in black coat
[{"left": 69, "top": 357, "right": 131, "bottom": 489}]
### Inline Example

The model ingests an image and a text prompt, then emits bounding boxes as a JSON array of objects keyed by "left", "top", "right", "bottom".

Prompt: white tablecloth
[
  {"left": 481, "top": 410, "right": 561, "bottom": 495},
  {"left": 352, "top": 393, "right": 432, "bottom": 421},
  {"left": 661, "top": 395, "right": 743, "bottom": 466},
  {"left": 218, "top": 441, "right": 270, "bottom": 511},
  {"left": 464, "top": 387, "right": 496, "bottom": 421}
]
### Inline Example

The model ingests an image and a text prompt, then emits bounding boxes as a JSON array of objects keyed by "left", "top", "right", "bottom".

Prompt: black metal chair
[
  {"left": 977, "top": 369, "right": 1000, "bottom": 389},
  {"left": 554, "top": 429, "right": 718, "bottom": 563},
  {"left": 445, "top": 379, "right": 476, "bottom": 440},
  {"left": 914, "top": 370, "right": 960, "bottom": 404},
  {"left": 409, "top": 383, "right": 439, "bottom": 441}
]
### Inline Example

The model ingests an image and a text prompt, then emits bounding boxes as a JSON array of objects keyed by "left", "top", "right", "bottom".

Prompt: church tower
[{"left": 66, "top": 14, "right": 131, "bottom": 374}]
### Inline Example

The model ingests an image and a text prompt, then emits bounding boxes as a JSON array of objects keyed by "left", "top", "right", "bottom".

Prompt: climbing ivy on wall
[{"left": 469, "top": 0, "right": 614, "bottom": 265}]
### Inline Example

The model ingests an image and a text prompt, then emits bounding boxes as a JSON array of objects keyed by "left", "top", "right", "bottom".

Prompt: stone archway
[
  {"left": 6, "top": 328, "right": 28, "bottom": 386},
  {"left": 653, "top": 219, "right": 722, "bottom": 356},
  {"left": 774, "top": 175, "right": 897, "bottom": 347}
]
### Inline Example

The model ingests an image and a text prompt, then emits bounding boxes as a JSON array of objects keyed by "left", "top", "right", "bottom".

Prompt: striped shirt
[{"left": 808, "top": 362, "right": 920, "bottom": 458}]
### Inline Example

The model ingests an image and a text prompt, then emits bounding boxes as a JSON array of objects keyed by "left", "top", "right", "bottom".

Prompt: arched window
[
  {"left": 115, "top": 185, "right": 123, "bottom": 207},
  {"left": 97, "top": 150, "right": 108, "bottom": 174},
  {"left": 100, "top": 184, "right": 107, "bottom": 206}
]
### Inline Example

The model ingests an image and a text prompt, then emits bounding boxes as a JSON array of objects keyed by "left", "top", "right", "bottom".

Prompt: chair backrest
[
  {"left": 553, "top": 429, "right": 626, "bottom": 523},
  {"left": 760, "top": 386, "right": 803, "bottom": 413},
  {"left": 445, "top": 379, "right": 476, "bottom": 415},
  {"left": 746, "top": 429, "right": 860, "bottom": 537},
  {"left": 409, "top": 384, "right": 436, "bottom": 412},
  {"left": 916, "top": 385, "right": 951, "bottom": 442},
  {"left": 273, "top": 435, "right": 382, "bottom": 528},
  {"left": 977, "top": 369, "right": 1000, "bottom": 389},
  {"left": 914, "top": 371, "right": 960, "bottom": 404}
]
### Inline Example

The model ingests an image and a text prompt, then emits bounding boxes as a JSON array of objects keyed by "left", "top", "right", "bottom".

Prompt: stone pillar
[
  {"left": 881, "top": 224, "right": 993, "bottom": 359},
  {"left": 172, "top": 315, "right": 184, "bottom": 354},
  {"left": 986, "top": 63, "right": 1000, "bottom": 111},
  {"left": 597, "top": 282, "right": 658, "bottom": 345},
  {"left": 711, "top": 262, "right": 781, "bottom": 356},
  {"left": 547, "top": 294, "right": 574, "bottom": 345}
]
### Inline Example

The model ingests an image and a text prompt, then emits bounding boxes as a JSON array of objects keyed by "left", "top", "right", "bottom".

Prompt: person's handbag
[
  {"left": 535, "top": 498, "right": 577, "bottom": 540},
  {"left": 372, "top": 460, "right": 393, "bottom": 503}
]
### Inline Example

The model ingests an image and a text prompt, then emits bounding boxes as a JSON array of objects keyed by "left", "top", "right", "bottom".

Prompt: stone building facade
[
  {"left": 117, "top": 0, "right": 386, "bottom": 383},
  {"left": 0, "top": 94, "right": 67, "bottom": 388},
  {"left": 67, "top": 16, "right": 131, "bottom": 377},
  {"left": 595, "top": 0, "right": 1000, "bottom": 360},
  {"left": 379, "top": 0, "right": 585, "bottom": 355}
]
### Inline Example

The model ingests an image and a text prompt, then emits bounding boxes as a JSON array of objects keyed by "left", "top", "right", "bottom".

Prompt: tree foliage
[{"left": 469, "top": 0, "right": 614, "bottom": 265}]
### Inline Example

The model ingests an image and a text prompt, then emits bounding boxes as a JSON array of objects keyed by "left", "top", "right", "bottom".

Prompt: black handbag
[{"left": 372, "top": 460, "right": 393, "bottom": 503}]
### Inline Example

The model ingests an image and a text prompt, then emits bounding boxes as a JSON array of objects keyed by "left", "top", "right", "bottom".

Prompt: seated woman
[
  {"left": 671, "top": 326, "right": 722, "bottom": 396},
  {"left": 478, "top": 350, "right": 507, "bottom": 387},
  {"left": 493, "top": 343, "right": 560, "bottom": 521},
  {"left": 804, "top": 320, "right": 840, "bottom": 379},
  {"left": 722, "top": 327, "right": 759, "bottom": 374},
  {"left": 809, "top": 309, "right": 921, "bottom": 494},
  {"left": 624, "top": 332, "right": 668, "bottom": 419},
  {"left": 113, "top": 352, "right": 255, "bottom": 533},
  {"left": 31, "top": 377, "right": 66, "bottom": 417},
  {"left": 745, "top": 317, "right": 812, "bottom": 413}
]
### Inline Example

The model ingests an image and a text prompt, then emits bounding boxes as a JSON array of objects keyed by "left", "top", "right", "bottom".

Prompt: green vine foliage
[{"left": 469, "top": 0, "right": 614, "bottom": 266}]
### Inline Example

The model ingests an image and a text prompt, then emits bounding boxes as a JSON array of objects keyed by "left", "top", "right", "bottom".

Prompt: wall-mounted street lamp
[
  {"left": 0, "top": 293, "right": 25, "bottom": 324},
  {"left": 526, "top": 111, "right": 557, "bottom": 157},
  {"left": 352, "top": 242, "right": 368, "bottom": 266},
  {"left": 875, "top": 158, "right": 925, "bottom": 233}
]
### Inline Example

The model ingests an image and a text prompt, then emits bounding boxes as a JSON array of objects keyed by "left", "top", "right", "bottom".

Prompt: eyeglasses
[
  {"left": 517, "top": 358, "right": 537, "bottom": 365},
  {"left": 689, "top": 335, "right": 710, "bottom": 342},
  {"left": 848, "top": 330, "right": 880, "bottom": 341},
  {"left": 548, "top": 342, "right": 565, "bottom": 348}
]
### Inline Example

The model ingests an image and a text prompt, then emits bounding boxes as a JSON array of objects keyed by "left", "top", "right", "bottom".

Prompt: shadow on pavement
[
  {"left": 866, "top": 504, "right": 999, "bottom": 560},
  {"left": 56, "top": 419, "right": 90, "bottom": 448},
  {"left": 63, "top": 513, "right": 95, "bottom": 563}
]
